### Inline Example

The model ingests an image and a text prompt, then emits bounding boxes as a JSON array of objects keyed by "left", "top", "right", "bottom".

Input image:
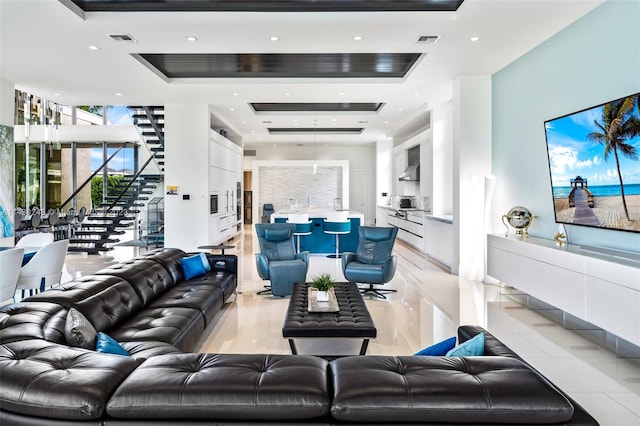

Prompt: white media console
[{"left": 487, "top": 234, "right": 640, "bottom": 348}]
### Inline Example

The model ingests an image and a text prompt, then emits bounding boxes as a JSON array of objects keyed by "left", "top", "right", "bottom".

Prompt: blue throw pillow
[
  {"left": 96, "top": 332, "right": 129, "bottom": 356},
  {"left": 415, "top": 336, "right": 457, "bottom": 356},
  {"left": 199, "top": 252, "right": 211, "bottom": 272},
  {"left": 181, "top": 254, "right": 207, "bottom": 280},
  {"left": 446, "top": 332, "right": 484, "bottom": 357}
]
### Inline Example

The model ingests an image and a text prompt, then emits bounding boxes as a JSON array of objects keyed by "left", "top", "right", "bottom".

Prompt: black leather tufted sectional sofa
[{"left": 0, "top": 248, "right": 599, "bottom": 425}]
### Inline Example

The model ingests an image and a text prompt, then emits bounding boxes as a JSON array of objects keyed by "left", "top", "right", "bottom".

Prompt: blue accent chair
[
  {"left": 255, "top": 223, "right": 309, "bottom": 297},
  {"left": 342, "top": 226, "right": 398, "bottom": 299}
]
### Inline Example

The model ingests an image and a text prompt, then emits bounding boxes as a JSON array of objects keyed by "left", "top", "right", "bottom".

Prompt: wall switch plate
[{"left": 183, "top": 194, "right": 190, "bottom": 200}]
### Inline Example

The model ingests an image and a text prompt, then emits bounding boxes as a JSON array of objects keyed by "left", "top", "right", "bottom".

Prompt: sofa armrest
[{"left": 205, "top": 254, "right": 237, "bottom": 276}]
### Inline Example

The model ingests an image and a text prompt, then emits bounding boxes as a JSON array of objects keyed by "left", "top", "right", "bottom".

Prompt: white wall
[
  {"left": 164, "top": 104, "right": 210, "bottom": 251},
  {"left": 453, "top": 76, "right": 492, "bottom": 277},
  {"left": 0, "top": 78, "right": 14, "bottom": 246},
  {"left": 431, "top": 102, "right": 453, "bottom": 216},
  {"left": 492, "top": 0, "right": 640, "bottom": 253}
]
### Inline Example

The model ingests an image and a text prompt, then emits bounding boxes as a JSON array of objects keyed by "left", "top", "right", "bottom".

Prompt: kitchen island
[{"left": 272, "top": 210, "right": 364, "bottom": 255}]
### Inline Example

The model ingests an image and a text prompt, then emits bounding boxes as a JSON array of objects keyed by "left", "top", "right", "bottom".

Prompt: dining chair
[
  {"left": 16, "top": 239, "right": 69, "bottom": 297},
  {"left": 323, "top": 210, "right": 351, "bottom": 258},
  {"left": 15, "top": 232, "right": 54, "bottom": 248},
  {"left": 0, "top": 248, "right": 25, "bottom": 305}
]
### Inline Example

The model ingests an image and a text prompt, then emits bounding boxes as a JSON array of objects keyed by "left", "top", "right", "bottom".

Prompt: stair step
[
  {"left": 68, "top": 246, "right": 114, "bottom": 254},
  {"left": 74, "top": 230, "right": 125, "bottom": 236},
  {"left": 142, "top": 131, "right": 164, "bottom": 137},
  {"left": 154, "top": 155, "right": 165, "bottom": 159},
  {"left": 131, "top": 114, "right": 164, "bottom": 120},
  {"left": 70, "top": 238, "right": 120, "bottom": 244},
  {"left": 85, "top": 215, "right": 135, "bottom": 221},
  {"left": 150, "top": 147, "right": 164, "bottom": 152}
]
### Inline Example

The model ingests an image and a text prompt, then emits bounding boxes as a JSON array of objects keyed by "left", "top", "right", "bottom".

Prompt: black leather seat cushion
[
  {"left": 108, "top": 307, "right": 204, "bottom": 352},
  {"left": 95, "top": 260, "right": 176, "bottom": 306},
  {"left": 329, "top": 355, "right": 574, "bottom": 424},
  {"left": 187, "top": 269, "right": 237, "bottom": 301},
  {"left": 23, "top": 275, "right": 127, "bottom": 307},
  {"left": 148, "top": 284, "right": 224, "bottom": 325},
  {"left": 0, "top": 339, "right": 139, "bottom": 421},
  {"left": 119, "top": 341, "right": 183, "bottom": 359},
  {"left": 73, "top": 281, "right": 144, "bottom": 332},
  {"left": 138, "top": 248, "right": 187, "bottom": 283},
  {"left": 107, "top": 353, "right": 330, "bottom": 421},
  {"left": 283, "top": 282, "right": 376, "bottom": 338},
  {"left": 0, "top": 302, "right": 67, "bottom": 344}
]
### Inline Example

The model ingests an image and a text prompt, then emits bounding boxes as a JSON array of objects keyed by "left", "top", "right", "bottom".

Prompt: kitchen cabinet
[
  {"left": 388, "top": 213, "right": 426, "bottom": 252},
  {"left": 424, "top": 217, "right": 453, "bottom": 268},
  {"left": 209, "top": 130, "right": 242, "bottom": 243}
]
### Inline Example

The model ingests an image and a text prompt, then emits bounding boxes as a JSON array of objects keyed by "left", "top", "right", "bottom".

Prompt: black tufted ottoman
[{"left": 283, "top": 282, "right": 376, "bottom": 355}]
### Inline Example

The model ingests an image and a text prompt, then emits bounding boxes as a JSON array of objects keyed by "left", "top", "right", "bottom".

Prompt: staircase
[{"left": 67, "top": 106, "right": 165, "bottom": 254}]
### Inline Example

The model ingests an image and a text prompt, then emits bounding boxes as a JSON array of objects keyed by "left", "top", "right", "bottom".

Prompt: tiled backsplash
[{"left": 259, "top": 165, "right": 342, "bottom": 211}]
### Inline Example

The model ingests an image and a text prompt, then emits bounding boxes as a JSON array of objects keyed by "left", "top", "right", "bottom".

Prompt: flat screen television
[{"left": 543, "top": 92, "right": 640, "bottom": 234}]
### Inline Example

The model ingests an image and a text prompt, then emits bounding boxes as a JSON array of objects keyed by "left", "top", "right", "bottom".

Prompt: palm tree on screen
[{"left": 587, "top": 95, "right": 640, "bottom": 221}]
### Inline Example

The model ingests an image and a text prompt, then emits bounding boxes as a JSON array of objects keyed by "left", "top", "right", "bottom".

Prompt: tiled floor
[{"left": 58, "top": 226, "right": 640, "bottom": 426}]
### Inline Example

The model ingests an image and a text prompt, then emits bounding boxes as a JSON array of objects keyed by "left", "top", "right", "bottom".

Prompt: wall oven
[{"left": 209, "top": 193, "right": 219, "bottom": 214}]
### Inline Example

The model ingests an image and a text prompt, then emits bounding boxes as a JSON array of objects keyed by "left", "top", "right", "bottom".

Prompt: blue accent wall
[{"left": 492, "top": 0, "right": 640, "bottom": 253}]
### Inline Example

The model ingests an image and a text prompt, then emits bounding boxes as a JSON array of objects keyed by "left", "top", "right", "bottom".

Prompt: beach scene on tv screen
[{"left": 545, "top": 93, "right": 640, "bottom": 233}]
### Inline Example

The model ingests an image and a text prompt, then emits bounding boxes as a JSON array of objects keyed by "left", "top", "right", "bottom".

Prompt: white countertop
[
  {"left": 378, "top": 205, "right": 453, "bottom": 224},
  {"left": 272, "top": 209, "right": 364, "bottom": 219}
]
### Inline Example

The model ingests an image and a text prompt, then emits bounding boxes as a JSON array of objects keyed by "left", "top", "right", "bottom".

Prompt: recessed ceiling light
[
  {"left": 273, "top": 144, "right": 277, "bottom": 147},
  {"left": 398, "top": 108, "right": 403, "bottom": 112},
  {"left": 230, "top": 108, "right": 235, "bottom": 111},
  {"left": 88, "top": 45, "right": 100, "bottom": 50},
  {"left": 252, "top": 130, "right": 256, "bottom": 134},
  {"left": 186, "top": 36, "right": 198, "bottom": 42},
  {"left": 353, "top": 35, "right": 363, "bottom": 41},
  {"left": 233, "top": 92, "right": 238, "bottom": 96},
  {"left": 285, "top": 92, "right": 290, "bottom": 96},
  {"left": 114, "top": 92, "right": 123, "bottom": 96},
  {"left": 242, "top": 120, "right": 246, "bottom": 124},
  {"left": 339, "top": 92, "right": 344, "bottom": 96},
  {"left": 414, "top": 92, "right": 420, "bottom": 96},
  {"left": 470, "top": 36, "right": 480, "bottom": 42},
  {"left": 384, "top": 120, "right": 389, "bottom": 124},
  {"left": 270, "top": 36, "right": 279, "bottom": 41},
  {"left": 293, "top": 119, "right": 298, "bottom": 122},
  {"left": 54, "top": 93, "right": 60, "bottom": 97}
]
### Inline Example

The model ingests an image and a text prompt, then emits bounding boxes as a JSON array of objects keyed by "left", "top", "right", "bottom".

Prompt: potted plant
[{"left": 310, "top": 273, "right": 335, "bottom": 302}]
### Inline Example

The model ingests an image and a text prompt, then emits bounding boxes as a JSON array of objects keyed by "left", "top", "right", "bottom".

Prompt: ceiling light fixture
[
  {"left": 186, "top": 36, "right": 198, "bottom": 42},
  {"left": 114, "top": 92, "right": 123, "bottom": 96},
  {"left": 339, "top": 92, "right": 344, "bottom": 96},
  {"left": 270, "top": 36, "right": 279, "bottom": 41},
  {"left": 230, "top": 108, "right": 235, "bottom": 111},
  {"left": 285, "top": 92, "right": 290, "bottom": 96},
  {"left": 354, "top": 35, "right": 363, "bottom": 41},
  {"left": 470, "top": 36, "right": 480, "bottom": 42},
  {"left": 88, "top": 45, "right": 100, "bottom": 50},
  {"left": 233, "top": 92, "right": 238, "bottom": 96}
]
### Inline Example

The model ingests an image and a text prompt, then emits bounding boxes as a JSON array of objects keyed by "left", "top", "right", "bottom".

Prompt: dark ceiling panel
[
  {"left": 268, "top": 128, "right": 364, "bottom": 134},
  {"left": 70, "top": 0, "right": 464, "bottom": 12},
  {"left": 251, "top": 102, "right": 384, "bottom": 112},
  {"left": 137, "top": 53, "right": 421, "bottom": 79}
]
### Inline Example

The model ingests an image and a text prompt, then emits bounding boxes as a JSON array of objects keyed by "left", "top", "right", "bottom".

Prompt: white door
[{"left": 350, "top": 169, "right": 369, "bottom": 225}]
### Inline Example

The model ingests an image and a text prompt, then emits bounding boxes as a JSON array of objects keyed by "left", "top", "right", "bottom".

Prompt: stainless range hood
[{"left": 398, "top": 164, "right": 420, "bottom": 181}]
